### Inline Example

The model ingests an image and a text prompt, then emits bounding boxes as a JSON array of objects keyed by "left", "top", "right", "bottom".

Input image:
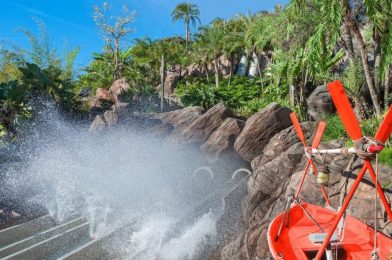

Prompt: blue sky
[{"left": 0, "top": 0, "right": 287, "bottom": 67}]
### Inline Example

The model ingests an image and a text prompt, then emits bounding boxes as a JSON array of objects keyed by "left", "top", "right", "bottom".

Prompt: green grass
[
  {"left": 379, "top": 147, "right": 392, "bottom": 168},
  {"left": 323, "top": 115, "right": 347, "bottom": 142}
]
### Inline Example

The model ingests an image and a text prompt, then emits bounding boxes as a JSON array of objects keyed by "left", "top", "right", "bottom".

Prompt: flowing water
[{"left": 1, "top": 102, "right": 248, "bottom": 259}]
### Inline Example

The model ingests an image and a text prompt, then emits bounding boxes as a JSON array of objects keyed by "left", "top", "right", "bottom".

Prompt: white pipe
[
  {"left": 310, "top": 147, "right": 356, "bottom": 155},
  {"left": 326, "top": 249, "right": 334, "bottom": 260}
]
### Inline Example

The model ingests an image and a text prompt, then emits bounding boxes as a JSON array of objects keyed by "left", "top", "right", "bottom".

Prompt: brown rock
[
  {"left": 201, "top": 117, "right": 245, "bottom": 160},
  {"left": 103, "top": 110, "right": 118, "bottom": 127},
  {"left": 150, "top": 106, "right": 203, "bottom": 137},
  {"left": 89, "top": 115, "right": 106, "bottom": 133},
  {"left": 249, "top": 143, "right": 304, "bottom": 196},
  {"left": 234, "top": 103, "right": 292, "bottom": 161},
  {"left": 164, "top": 65, "right": 182, "bottom": 96},
  {"left": 307, "top": 85, "right": 335, "bottom": 120},
  {"left": 169, "top": 103, "right": 233, "bottom": 144},
  {"left": 251, "top": 122, "right": 315, "bottom": 170},
  {"left": 109, "top": 78, "right": 130, "bottom": 104}
]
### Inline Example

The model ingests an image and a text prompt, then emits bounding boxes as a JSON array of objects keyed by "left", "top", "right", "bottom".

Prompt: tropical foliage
[
  {"left": 2, "top": 1, "right": 392, "bottom": 148},
  {"left": 172, "top": 2, "right": 201, "bottom": 48}
]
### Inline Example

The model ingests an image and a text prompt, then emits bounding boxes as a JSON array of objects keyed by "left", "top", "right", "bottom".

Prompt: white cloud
[{"left": 0, "top": 0, "right": 95, "bottom": 34}]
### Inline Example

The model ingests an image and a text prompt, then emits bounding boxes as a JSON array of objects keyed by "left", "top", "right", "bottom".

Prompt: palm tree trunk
[
  {"left": 342, "top": 21, "right": 355, "bottom": 62},
  {"left": 374, "top": 29, "right": 382, "bottom": 97},
  {"left": 385, "top": 65, "right": 391, "bottom": 109},
  {"left": 255, "top": 53, "right": 264, "bottom": 92},
  {"left": 160, "top": 53, "right": 166, "bottom": 112},
  {"left": 228, "top": 55, "right": 234, "bottom": 87},
  {"left": 204, "top": 62, "right": 210, "bottom": 83},
  {"left": 214, "top": 58, "right": 219, "bottom": 87},
  {"left": 349, "top": 21, "right": 381, "bottom": 115},
  {"left": 353, "top": 96, "right": 367, "bottom": 120},
  {"left": 185, "top": 20, "right": 190, "bottom": 48},
  {"left": 289, "top": 84, "right": 296, "bottom": 106}
]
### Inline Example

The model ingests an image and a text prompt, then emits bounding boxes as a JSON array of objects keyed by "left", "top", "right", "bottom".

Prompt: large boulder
[
  {"left": 164, "top": 65, "right": 182, "bottom": 96},
  {"left": 109, "top": 78, "right": 130, "bottom": 103},
  {"left": 307, "top": 85, "right": 335, "bottom": 120},
  {"left": 249, "top": 143, "right": 304, "bottom": 196},
  {"left": 169, "top": 103, "right": 233, "bottom": 144},
  {"left": 251, "top": 122, "right": 315, "bottom": 170},
  {"left": 234, "top": 103, "right": 292, "bottom": 161},
  {"left": 201, "top": 117, "right": 245, "bottom": 160},
  {"left": 150, "top": 106, "right": 203, "bottom": 137}
]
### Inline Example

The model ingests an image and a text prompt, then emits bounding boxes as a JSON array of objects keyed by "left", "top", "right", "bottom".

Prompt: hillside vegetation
[{"left": 1, "top": 1, "right": 392, "bottom": 151}]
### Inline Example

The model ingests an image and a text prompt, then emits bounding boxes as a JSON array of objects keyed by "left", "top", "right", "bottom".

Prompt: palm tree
[
  {"left": 171, "top": 2, "right": 201, "bottom": 48},
  {"left": 195, "top": 25, "right": 225, "bottom": 87}
]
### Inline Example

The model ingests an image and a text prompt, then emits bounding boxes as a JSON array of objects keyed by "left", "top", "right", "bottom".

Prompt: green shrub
[
  {"left": 176, "top": 82, "right": 217, "bottom": 108},
  {"left": 176, "top": 76, "right": 289, "bottom": 116},
  {"left": 379, "top": 147, "right": 392, "bottom": 168},
  {"left": 323, "top": 115, "right": 347, "bottom": 141}
]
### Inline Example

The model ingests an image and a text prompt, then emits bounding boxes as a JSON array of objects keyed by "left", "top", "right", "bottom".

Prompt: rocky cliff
[{"left": 90, "top": 102, "right": 392, "bottom": 259}]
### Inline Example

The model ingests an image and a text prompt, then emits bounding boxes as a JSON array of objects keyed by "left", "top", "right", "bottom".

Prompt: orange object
[
  {"left": 375, "top": 106, "right": 392, "bottom": 143},
  {"left": 268, "top": 203, "right": 392, "bottom": 259},
  {"left": 327, "top": 80, "right": 363, "bottom": 141}
]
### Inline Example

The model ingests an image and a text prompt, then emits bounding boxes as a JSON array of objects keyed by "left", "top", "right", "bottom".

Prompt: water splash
[{"left": 2, "top": 102, "right": 246, "bottom": 258}]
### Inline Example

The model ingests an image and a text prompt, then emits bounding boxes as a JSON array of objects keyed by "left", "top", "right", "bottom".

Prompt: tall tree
[
  {"left": 195, "top": 25, "right": 225, "bottom": 87},
  {"left": 171, "top": 2, "right": 201, "bottom": 48},
  {"left": 93, "top": 2, "right": 136, "bottom": 80}
]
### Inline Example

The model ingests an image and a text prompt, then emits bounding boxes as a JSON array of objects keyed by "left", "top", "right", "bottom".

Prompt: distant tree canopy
[{"left": 171, "top": 2, "right": 201, "bottom": 48}]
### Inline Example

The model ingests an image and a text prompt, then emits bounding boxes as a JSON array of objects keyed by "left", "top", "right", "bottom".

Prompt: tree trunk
[
  {"left": 289, "top": 84, "right": 296, "bottom": 106},
  {"left": 160, "top": 53, "right": 166, "bottom": 112},
  {"left": 214, "top": 58, "right": 219, "bottom": 87},
  {"left": 300, "top": 70, "right": 308, "bottom": 120},
  {"left": 342, "top": 21, "right": 355, "bottom": 62},
  {"left": 353, "top": 96, "right": 368, "bottom": 120},
  {"left": 114, "top": 38, "right": 121, "bottom": 80},
  {"left": 228, "top": 55, "right": 234, "bottom": 87},
  {"left": 185, "top": 20, "right": 190, "bottom": 48},
  {"left": 385, "top": 65, "right": 391, "bottom": 110},
  {"left": 374, "top": 29, "right": 382, "bottom": 97},
  {"left": 204, "top": 62, "right": 210, "bottom": 83},
  {"left": 255, "top": 53, "right": 264, "bottom": 92},
  {"left": 349, "top": 21, "right": 382, "bottom": 115}
]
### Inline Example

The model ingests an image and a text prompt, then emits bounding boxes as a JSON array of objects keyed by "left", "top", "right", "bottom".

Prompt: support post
[
  {"left": 365, "top": 160, "right": 392, "bottom": 221},
  {"left": 316, "top": 160, "right": 392, "bottom": 260}
]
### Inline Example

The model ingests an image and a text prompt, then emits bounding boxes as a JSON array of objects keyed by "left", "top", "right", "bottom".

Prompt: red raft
[{"left": 268, "top": 203, "right": 392, "bottom": 259}]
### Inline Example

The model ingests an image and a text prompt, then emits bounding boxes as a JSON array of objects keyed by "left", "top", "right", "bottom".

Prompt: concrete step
[
  {"left": 0, "top": 217, "right": 86, "bottom": 258},
  {"left": 2, "top": 222, "right": 91, "bottom": 260},
  {"left": 59, "top": 223, "right": 136, "bottom": 260},
  {"left": 0, "top": 215, "right": 56, "bottom": 248},
  {"left": 0, "top": 213, "right": 137, "bottom": 260}
]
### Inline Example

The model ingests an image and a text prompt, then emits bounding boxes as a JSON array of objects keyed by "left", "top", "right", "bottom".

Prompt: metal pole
[
  {"left": 295, "top": 160, "right": 311, "bottom": 199},
  {"left": 365, "top": 160, "right": 392, "bottom": 221},
  {"left": 315, "top": 163, "right": 368, "bottom": 259}
]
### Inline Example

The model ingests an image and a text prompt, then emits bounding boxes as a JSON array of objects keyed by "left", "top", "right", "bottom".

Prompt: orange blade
[
  {"left": 311, "top": 121, "right": 326, "bottom": 148},
  {"left": 375, "top": 106, "right": 392, "bottom": 143},
  {"left": 290, "top": 112, "right": 307, "bottom": 147},
  {"left": 327, "top": 80, "right": 363, "bottom": 141}
]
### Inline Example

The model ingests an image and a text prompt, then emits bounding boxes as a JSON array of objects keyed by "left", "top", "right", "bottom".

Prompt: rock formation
[
  {"left": 88, "top": 100, "right": 392, "bottom": 259},
  {"left": 234, "top": 103, "right": 292, "bottom": 161},
  {"left": 307, "top": 85, "right": 335, "bottom": 120}
]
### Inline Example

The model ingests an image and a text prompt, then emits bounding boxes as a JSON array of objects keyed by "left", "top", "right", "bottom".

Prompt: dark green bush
[{"left": 176, "top": 76, "right": 289, "bottom": 116}]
